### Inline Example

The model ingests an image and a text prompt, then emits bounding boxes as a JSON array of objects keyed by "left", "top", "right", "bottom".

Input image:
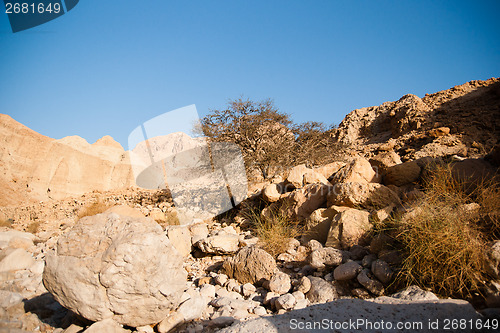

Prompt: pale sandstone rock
[
  {"left": 166, "top": 225, "right": 192, "bottom": 257},
  {"left": 326, "top": 208, "right": 371, "bottom": 249},
  {"left": 306, "top": 276, "right": 338, "bottom": 303},
  {"left": 331, "top": 157, "right": 379, "bottom": 184},
  {"left": 327, "top": 182, "right": 399, "bottom": 208},
  {"left": 0, "top": 248, "right": 35, "bottom": 272},
  {"left": 83, "top": 319, "right": 130, "bottom": 333},
  {"left": 43, "top": 212, "right": 187, "bottom": 327},
  {"left": 268, "top": 272, "right": 291, "bottom": 294},
  {"left": 262, "top": 183, "right": 281, "bottom": 202},
  {"left": 384, "top": 160, "right": 421, "bottom": 186}
]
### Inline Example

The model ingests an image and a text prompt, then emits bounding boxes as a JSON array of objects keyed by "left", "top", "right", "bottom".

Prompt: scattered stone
[
  {"left": 222, "top": 246, "right": 277, "bottom": 284},
  {"left": 306, "top": 276, "right": 338, "bottom": 303},
  {"left": 295, "top": 276, "right": 311, "bottom": 294},
  {"left": 83, "top": 319, "right": 130, "bottom": 333},
  {"left": 306, "top": 239, "right": 323, "bottom": 252},
  {"left": 357, "top": 269, "right": 384, "bottom": 296},
  {"left": 369, "top": 151, "right": 402, "bottom": 174},
  {"left": 189, "top": 223, "right": 209, "bottom": 245},
  {"left": 371, "top": 259, "right": 393, "bottom": 285},
  {"left": 200, "top": 283, "right": 216, "bottom": 299},
  {"left": 308, "top": 247, "right": 344, "bottom": 270},
  {"left": 268, "top": 272, "right": 291, "bottom": 294},
  {"left": 241, "top": 283, "right": 257, "bottom": 297},
  {"left": 275, "top": 293, "right": 296, "bottom": 310},
  {"left": 0, "top": 248, "right": 35, "bottom": 272},
  {"left": 262, "top": 183, "right": 281, "bottom": 203},
  {"left": 214, "top": 273, "right": 228, "bottom": 286},
  {"left": 195, "top": 230, "right": 239, "bottom": 254},
  {"left": 253, "top": 306, "right": 267, "bottom": 316},
  {"left": 333, "top": 261, "right": 362, "bottom": 281},
  {"left": 390, "top": 285, "right": 439, "bottom": 301}
]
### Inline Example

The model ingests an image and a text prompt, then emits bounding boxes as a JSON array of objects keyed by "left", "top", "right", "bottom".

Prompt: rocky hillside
[
  {"left": 0, "top": 114, "right": 135, "bottom": 206},
  {"left": 336, "top": 78, "right": 500, "bottom": 162}
]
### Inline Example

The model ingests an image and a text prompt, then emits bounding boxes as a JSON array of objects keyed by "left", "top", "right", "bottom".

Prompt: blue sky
[{"left": 1, "top": 0, "right": 499, "bottom": 149}]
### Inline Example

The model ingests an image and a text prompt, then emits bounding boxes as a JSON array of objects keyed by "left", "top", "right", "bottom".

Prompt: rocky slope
[{"left": 0, "top": 114, "right": 135, "bottom": 206}]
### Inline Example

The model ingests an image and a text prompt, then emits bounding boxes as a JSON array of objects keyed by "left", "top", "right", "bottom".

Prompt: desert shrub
[
  {"left": 158, "top": 210, "right": 180, "bottom": 227},
  {"left": 242, "top": 201, "right": 302, "bottom": 257},
  {"left": 78, "top": 200, "right": 110, "bottom": 219},
  {"left": 389, "top": 165, "right": 494, "bottom": 298},
  {"left": 201, "top": 98, "right": 338, "bottom": 180}
]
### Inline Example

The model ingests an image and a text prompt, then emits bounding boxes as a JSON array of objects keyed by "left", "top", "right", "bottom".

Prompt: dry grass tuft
[
  {"left": 78, "top": 200, "right": 111, "bottom": 219},
  {"left": 243, "top": 201, "right": 302, "bottom": 257},
  {"left": 389, "top": 164, "right": 498, "bottom": 298}
]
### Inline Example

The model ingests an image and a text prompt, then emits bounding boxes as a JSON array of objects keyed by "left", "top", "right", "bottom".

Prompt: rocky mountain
[
  {"left": 0, "top": 114, "right": 135, "bottom": 206},
  {"left": 336, "top": 78, "right": 500, "bottom": 161}
]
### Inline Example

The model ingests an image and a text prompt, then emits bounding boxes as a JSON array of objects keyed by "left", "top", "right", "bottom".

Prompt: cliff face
[
  {"left": 0, "top": 114, "right": 135, "bottom": 206},
  {"left": 335, "top": 78, "right": 500, "bottom": 160}
]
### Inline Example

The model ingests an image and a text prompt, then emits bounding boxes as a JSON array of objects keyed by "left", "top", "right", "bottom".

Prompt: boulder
[
  {"left": 313, "top": 162, "right": 346, "bottom": 180},
  {"left": 262, "top": 183, "right": 281, "bottom": 203},
  {"left": 305, "top": 276, "right": 338, "bottom": 303},
  {"left": 295, "top": 276, "right": 311, "bottom": 294},
  {"left": 325, "top": 208, "right": 371, "bottom": 249},
  {"left": 275, "top": 293, "right": 296, "bottom": 311},
  {"left": 302, "top": 206, "right": 348, "bottom": 244},
  {"left": 327, "top": 182, "right": 399, "bottom": 208},
  {"left": 357, "top": 269, "right": 384, "bottom": 296},
  {"left": 286, "top": 164, "right": 329, "bottom": 189},
  {"left": 43, "top": 212, "right": 187, "bottom": 327},
  {"left": 157, "top": 292, "right": 206, "bottom": 333},
  {"left": 369, "top": 151, "right": 402, "bottom": 175},
  {"left": 371, "top": 259, "right": 393, "bottom": 285},
  {"left": 285, "top": 183, "right": 332, "bottom": 220},
  {"left": 331, "top": 157, "right": 379, "bottom": 184},
  {"left": 384, "top": 161, "right": 421, "bottom": 186},
  {"left": 222, "top": 246, "right": 277, "bottom": 284}
]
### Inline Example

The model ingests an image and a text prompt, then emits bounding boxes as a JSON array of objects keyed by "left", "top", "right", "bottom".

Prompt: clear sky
[{"left": 1, "top": 0, "right": 499, "bottom": 149}]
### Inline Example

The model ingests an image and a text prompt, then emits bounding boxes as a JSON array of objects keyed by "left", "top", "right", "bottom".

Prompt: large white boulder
[{"left": 43, "top": 212, "right": 187, "bottom": 327}]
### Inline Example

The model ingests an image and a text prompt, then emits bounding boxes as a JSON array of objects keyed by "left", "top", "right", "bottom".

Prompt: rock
[
  {"left": 384, "top": 161, "right": 421, "bottom": 186},
  {"left": 275, "top": 293, "right": 296, "bottom": 311},
  {"left": 268, "top": 272, "right": 291, "bottom": 294},
  {"left": 308, "top": 247, "right": 344, "bottom": 270},
  {"left": 0, "top": 230, "right": 36, "bottom": 245},
  {"left": 349, "top": 245, "right": 369, "bottom": 260},
  {"left": 313, "top": 162, "right": 346, "bottom": 180},
  {"left": 157, "top": 292, "right": 207, "bottom": 332},
  {"left": 305, "top": 276, "right": 338, "bottom": 303},
  {"left": 222, "top": 246, "right": 277, "bottom": 284},
  {"left": 262, "top": 183, "right": 281, "bottom": 202},
  {"left": 43, "top": 212, "right": 187, "bottom": 327},
  {"left": 428, "top": 127, "right": 450, "bottom": 137},
  {"left": 370, "top": 204, "right": 395, "bottom": 223},
  {"left": 105, "top": 205, "right": 144, "bottom": 218},
  {"left": 214, "top": 273, "right": 228, "bottom": 286},
  {"left": 240, "top": 283, "right": 256, "bottom": 297},
  {"left": 0, "top": 290, "right": 23, "bottom": 308},
  {"left": 328, "top": 182, "right": 399, "bottom": 208},
  {"left": 371, "top": 260, "right": 393, "bottom": 285},
  {"left": 295, "top": 276, "right": 311, "bottom": 294},
  {"left": 263, "top": 291, "right": 279, "bottom": 307},
  {"left": 7, "top": 236, "right": 34, "bottom": 250},
  {"left": 361, "top": 254, "right": 377, "bottom": 268},
  {"left": 195, "top": 233, "right": 239, "bottom": 254},
  {"left": 253, "top": 306, "right": 267, "bottom": 316},
  {"left": 189, "top": 223, "right": 209, "bottom": 245},
  {"left": 166, "top": 225, "right": 192, "bottom": 257},
  {"left": 331, "top": 157, "right": 379, "bottom": 184},
  {"left": 200, "top": 284, "right": 216, "bottom": 299},
  {"left": 306, "top": 239, "right": 323, "bottom": 252},
  {"left": 286, "top": 164, "right": 329, "bottom": 189},
  {"left": 369, "top": 151, "right": 402, "bottom": 175},
  {"left": 390, "top": 285, "right": 439, "bottom": 301},
  {"left": 0, "top": 248, "right": 35, "bottom": 272},
  {"left": 357, "top": 269, "right": 384, "bottom": 296},
  {"left": 284, "top": 183, "right": 332, "bottom": 220},
  {"left": 333, "top": 261, "right": 362, "bottom": 281},
  {"left": 302, "top": 207, "right": 347, "bottom": 244},
  {"left": 136, "top": 325, "right": 154, "bottom": 333},
  {"left": 83, "top": 319, "right": 130, "bottom": 333},
  {"left": 326, "top": 208, "right": 371, "bottom": 250},
  {"left": 369, "top": 233, "right": 394, "bottom": 255}
]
